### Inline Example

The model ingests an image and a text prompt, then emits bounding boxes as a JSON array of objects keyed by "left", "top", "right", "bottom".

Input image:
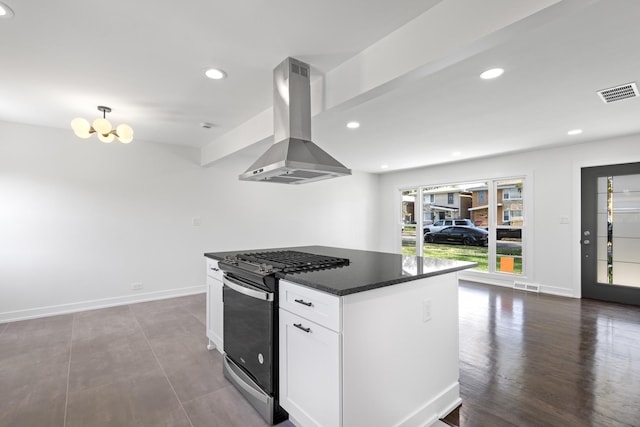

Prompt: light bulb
[
  {"left": 92, "top": 118, "right": 112, "bottom": 135},
  {"left": 346, "top": 121, "right": 360, "bottom": 129},
  {"left": 98, "top": 132, "right": 115, "bottom": 143},
  {"left": 71, "top": 117, "right": 92, "bottom": 138},
  {"left": 205, "top": 68, "right": 226, "bottom": 80},
  {"left": 116, "top": 124, "right": 133, "bottom": 143},
  {"left": 0, "top": 2, "right": 15, "bottom": 18},
  {"left": 480, "top": 68, "right": 504, "bottom": 80}
]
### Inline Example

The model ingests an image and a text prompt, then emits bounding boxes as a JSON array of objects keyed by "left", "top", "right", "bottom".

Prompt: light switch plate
[{"left": 423, "top": 299, "right": 432, "bottom": 322}]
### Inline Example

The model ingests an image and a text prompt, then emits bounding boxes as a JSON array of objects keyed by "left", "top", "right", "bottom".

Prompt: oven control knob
[{"left": 258, "top": 353, "right": 264, "bottom": 364}]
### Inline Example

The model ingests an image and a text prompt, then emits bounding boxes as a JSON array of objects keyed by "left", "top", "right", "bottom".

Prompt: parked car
[
  {"left": 496, "top": 228, "right": 522, "bottom": 240},
  {"left": 424, "top": 218, "right": 474, "bottom": 234},
  {"left": 496, "top": 221, "right": 522, "bottom": 240},
  {"left": 425, "top": 226, "right": 489, "bottom": 246}
]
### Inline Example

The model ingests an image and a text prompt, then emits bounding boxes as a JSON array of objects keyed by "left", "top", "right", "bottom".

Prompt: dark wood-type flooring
[
  {"left": 445, "top": 281, "right": 640, "bottom": 427},
  {"left": 1, "top": 281, "right": 639, "bottom": 426}
]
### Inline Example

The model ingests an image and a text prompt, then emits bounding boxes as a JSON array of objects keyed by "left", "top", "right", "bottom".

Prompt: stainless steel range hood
[{"left": 239, "top": 57, "right": 351, "bottom": 184}]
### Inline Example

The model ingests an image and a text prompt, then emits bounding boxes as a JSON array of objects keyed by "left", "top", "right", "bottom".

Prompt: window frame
[{"left": 400, "top": 176, "right": 528, "bottom": 278}]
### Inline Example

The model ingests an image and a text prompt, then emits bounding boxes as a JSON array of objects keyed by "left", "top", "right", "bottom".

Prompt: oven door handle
[{"left": 223, "top": 276, "right": 274, "bottom": 302}]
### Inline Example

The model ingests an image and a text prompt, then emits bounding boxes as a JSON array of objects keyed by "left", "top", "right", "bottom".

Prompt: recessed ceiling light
[
  {"left": 0, "top": 1, "right": 15, "bottom": 18},
  {"left": 452, "top": 151, "right": 462, "bottom": 157},
  {"left": 567, "top": 129, "right": 583, "bottom": 135},
  {"left": 346, "top": 121, "right": 360, "bottom": 129},
  {"left": 480, "top": 68, "right": 504, "bottom": 80},
  {"left": 380, "top": 164, "right": 389, "bottom": 169},
  {"left": 205, "top": 68, "right": 227, "bottom": 80}
]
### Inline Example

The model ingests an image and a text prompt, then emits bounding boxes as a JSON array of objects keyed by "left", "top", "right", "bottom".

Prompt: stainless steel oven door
[{"left": 223, "top": 274, "right": 274, "bottom": 394}]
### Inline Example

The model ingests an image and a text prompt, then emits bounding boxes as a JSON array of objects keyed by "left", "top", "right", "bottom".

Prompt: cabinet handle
[
  {"left": 293, "top": 323, "right": 311, "bottom": 333},
  {"left": 210, "top": 267, "right": 219, "bottom": 272},
  {"left": 294, "top": 298, "right": 313, "bottom": 307}
]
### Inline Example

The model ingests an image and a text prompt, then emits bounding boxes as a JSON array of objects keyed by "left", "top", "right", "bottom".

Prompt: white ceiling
[{"left": 2, "top": 0, "right": 639, "bottom": 174}]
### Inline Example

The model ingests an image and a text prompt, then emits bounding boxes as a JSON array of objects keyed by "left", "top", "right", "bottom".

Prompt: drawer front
[
  {"left": 206, "top": 258, "right": 223, "bottom": 281},
  {"left": 279, "top": 280, "right": 340, "bottom": 332}
]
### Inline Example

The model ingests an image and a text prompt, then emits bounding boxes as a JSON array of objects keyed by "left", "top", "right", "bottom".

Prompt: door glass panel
[
  {"left": 401, "top": 189, "right": 417, "bottom": 255},
  {"left": 598, "top": 174, "right": 640, "bottom": 287}
]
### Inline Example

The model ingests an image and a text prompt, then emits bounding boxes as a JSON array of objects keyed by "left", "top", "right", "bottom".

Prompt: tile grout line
[
  {"left": 62, "top": 313, "right": 76, "bottom": 427},
  {"left": 178, "top": 383, "right": 232, "bottom": 407},
  {"left": 128, "top": 304, "right": 196, "bottom": 427}
]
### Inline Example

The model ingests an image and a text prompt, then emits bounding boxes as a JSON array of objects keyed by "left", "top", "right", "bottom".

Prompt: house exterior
[
  {"left": 422, "top": 187, "right": 472, "bottom": 223},
  {"left": 468, "top": 183, "right": 523, "bottom": 228}
]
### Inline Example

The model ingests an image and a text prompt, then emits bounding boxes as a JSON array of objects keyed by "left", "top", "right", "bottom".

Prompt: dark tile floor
[{"left": 0, "top": 294, "right": 294, "bottom": 427}]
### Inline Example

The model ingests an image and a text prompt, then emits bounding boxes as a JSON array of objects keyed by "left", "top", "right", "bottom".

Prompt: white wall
[
  {"left": 0, "top": 121, "right": 379, "bottom": 321},
  {"left": 200, "top": 150, "right": 379, "bottom": 253},
  {"left": 377, "top": 134, "right": 640, "bottom": 298},
  {"left": 5, "top": 118, "right": 636, "bottom": 319}
]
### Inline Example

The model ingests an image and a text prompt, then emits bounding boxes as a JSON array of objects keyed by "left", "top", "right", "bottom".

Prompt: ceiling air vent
[{"left": 597, "top": 82, "right": 639, "bottom": 103}]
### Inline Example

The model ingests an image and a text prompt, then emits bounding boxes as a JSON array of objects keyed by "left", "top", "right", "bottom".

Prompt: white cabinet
[
  {"left": 206, "top": 258, "right": 223, "bottom": 352},
  {"left": 279, "top": 280, "right": 341, "bottom": 331},
  {"left": 279, "top": 274, "right": 461, "bottom": 427},
  {"left": 279, "top": 282, "right": 341, "bottom": 427}
]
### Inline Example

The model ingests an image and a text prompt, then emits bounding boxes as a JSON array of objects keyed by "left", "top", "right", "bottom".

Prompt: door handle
[
  {"left": 223, "top": 276, "right": 274, "bottom": 301},
  {"left": 294, "top": 298, "right": 313, "bottom": 307}
]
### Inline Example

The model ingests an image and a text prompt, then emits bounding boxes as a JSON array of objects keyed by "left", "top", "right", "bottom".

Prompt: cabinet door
[
  {"left": 206, "top": 275, "right": 224, "bottom": 352},
  {"left": 279, "top": 309, "right": 341, "bottom": 427}
]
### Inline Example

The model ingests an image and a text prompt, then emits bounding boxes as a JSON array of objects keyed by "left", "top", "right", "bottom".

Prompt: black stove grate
[{"left": 236, "top": 250, "right": 349, "bottom": 273}]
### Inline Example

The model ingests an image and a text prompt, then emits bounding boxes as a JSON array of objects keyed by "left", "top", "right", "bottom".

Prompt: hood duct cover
[{"left": 240, "top": 57, "right": 351, "bottom": 184}]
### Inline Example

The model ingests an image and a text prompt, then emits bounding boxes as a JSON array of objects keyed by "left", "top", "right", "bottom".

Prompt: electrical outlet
[
  {"left": 131, "top": 282, "right": 144, "bottom": 291},
  {"left": 423, "top": 299, "right": 432, "bottom": 322}
]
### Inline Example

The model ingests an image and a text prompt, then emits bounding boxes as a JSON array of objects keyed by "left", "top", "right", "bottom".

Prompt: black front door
[
  {"left": 223, "top": 275, "right": 274, "bottom": 393},
  {"left": 581, "top": 162, "right": 640, "bottom": 306}
]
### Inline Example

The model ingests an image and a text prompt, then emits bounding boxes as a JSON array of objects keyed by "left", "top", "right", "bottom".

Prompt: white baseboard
[
  {"left": 396, "top": 381, "right": 461, "bottom": 427},
  {"left": 0, "top": 285, "right": 206, "bottom": 323},
  {"left": 206, "top": 329, "right": 224, "bottom": 354},
  {"left": 538, "top": 284, "right": 576, "bottom": 298},
  {"left": 459, "top": 273, "right": 578, "bottom": 299}
]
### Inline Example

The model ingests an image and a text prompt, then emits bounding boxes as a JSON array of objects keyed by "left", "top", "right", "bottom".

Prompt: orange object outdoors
[{"left": 500, "top": 256, "right": 514, "bottom": 273}]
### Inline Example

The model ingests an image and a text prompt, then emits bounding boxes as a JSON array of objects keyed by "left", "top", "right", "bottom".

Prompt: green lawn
[{"left": 401, "top": 242, "right": 522, "bottom": 274}]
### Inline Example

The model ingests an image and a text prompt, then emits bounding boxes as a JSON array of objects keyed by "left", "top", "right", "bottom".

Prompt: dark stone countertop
[{"left": 204, "top": 245, "right": 476, "bottom": 296}]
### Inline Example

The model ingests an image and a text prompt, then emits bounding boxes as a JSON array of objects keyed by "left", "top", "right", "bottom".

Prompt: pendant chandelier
[{"left": 71, "top": 106, "right": 133, "bottom": 143}]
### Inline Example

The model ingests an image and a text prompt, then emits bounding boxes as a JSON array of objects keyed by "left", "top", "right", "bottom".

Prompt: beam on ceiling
[{"left": 200, "top": 0, "right": 589, "bottom": 167}]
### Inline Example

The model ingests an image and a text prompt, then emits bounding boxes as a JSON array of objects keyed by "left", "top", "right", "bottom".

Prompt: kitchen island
[{"left": 204, "top": 246, "right": 475, "bottom": 427}]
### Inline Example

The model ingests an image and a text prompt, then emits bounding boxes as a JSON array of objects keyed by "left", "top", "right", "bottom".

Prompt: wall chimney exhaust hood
[{"left": 239, "top": 57, "right": 351, "bottom": 184}]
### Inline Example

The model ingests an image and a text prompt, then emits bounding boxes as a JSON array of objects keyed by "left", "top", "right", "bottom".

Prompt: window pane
[
  {"left": 401, "top": 189, "right": 418, "bottom": 256},
  {"left": 423, "top": 182, "right": 488, "bottom": 271},
  {"left": 478, "top": 191, "right": 487, "bottom": 204},
  {"left": 496, "top": 179, "right": 524, "bottom": 275}
]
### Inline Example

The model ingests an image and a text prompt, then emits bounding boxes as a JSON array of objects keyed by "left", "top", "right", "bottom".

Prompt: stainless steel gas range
[{"left": 218, "top": 251, "right": 349, "bottom": 425}]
